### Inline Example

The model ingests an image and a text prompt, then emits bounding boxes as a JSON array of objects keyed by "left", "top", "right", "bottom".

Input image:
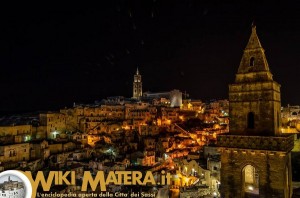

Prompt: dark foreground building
[{"left": 217, "top": 26, "right": 294, "bottom": 198}]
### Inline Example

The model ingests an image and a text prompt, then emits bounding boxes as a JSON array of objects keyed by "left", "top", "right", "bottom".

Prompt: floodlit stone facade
[
  {"left": 229, "top": 26, "right": 281, "bottom": 136},
  {"left": 218, "top": 25, "right": 294, "bottom": 198},
  {"left": 39, "top": 112, "right": 66, "bottom": 139},
  {"left": 0, "top": 143, "right": 30, "bottom": 163}
]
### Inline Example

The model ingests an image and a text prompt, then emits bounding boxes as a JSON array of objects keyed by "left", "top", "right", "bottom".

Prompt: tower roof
[
  {"left": 235, "top": 25, "right": 272, "bottom": 82},
  {"left": 136, "top": 67, "right": 139, "bottom": 75},
  {"left": 245, "top": 25, "right": 263, "bottom": 50}
]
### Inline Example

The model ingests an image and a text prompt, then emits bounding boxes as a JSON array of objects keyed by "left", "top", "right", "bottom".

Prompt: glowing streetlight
[{"left": 248, "top": 185, "right": 254, "bottom": 191}]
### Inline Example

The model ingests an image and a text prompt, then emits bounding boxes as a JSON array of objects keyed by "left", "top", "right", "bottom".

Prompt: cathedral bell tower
[
  {"left": 217, "top": 25, "right": 294, "bottom": 198},
  {"left": 133, "top": 68, "right": 142, "bottom": 99}
]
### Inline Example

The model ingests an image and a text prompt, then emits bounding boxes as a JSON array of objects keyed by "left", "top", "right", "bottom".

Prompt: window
[
  {"left": 243, "top": 165, "right": 259, "bottom": 196},
  {"left": 247, "top": 112, "right": 255, "bottom": 129},
  {"left": 250, "top": 57, "right": 255, "bottom": 66}
]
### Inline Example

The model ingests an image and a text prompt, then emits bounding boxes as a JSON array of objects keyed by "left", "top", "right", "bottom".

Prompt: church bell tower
[
  {"left": 133, "top": 68, "right": 142, "bottom": 99},
  {"left": 229, "top": 25, "right": 281, "bottom": 136},
  {"left": 217, "top": 25, "right": 294, "bottom": 198}
]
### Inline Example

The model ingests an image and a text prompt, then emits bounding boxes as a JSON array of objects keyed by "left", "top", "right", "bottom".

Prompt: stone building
[
  {"left": 69, "top": 104, "right": 125, "bottom": 133},
  {"left": 0, "top": 125, "right": 32, "bottom": 137},
  {"left": 30, "top": 139, "right": 50, "bottom": 160},
  {"left": 71, "top": 132, "right": 88, "bottom": 144},
  {"left": 0, "top": 143, "right": 30, "bottom": 163},
  {"left": 217, "top": 25, "right": 294, "bottom": 197},
  {"left": 281, "top": 104, "right": 300, "bottom": 133},
  {"left": 39, "top": 112, "right": 66, "bottom": 139},
  {"left": 143, "top": 89, "right": 183, "bottom": 107},
  {"left": 0, "top": 124, "right": 32, "bottom": 143}
]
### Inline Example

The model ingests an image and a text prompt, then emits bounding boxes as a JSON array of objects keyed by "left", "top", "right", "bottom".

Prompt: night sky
[{"left": 1, "top": 1, "right": 300, "bottom": 113}]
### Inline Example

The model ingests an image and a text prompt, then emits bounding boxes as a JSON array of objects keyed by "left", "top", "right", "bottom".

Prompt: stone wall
[
  {"left": 219, "top": 147, "right": 292, "bottom": 198},
  {"left": 217, "top": 134, "right": 294, "bottom": 151}
]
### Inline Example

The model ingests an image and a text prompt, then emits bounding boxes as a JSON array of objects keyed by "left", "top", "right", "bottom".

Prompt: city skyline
[
  {"left": 1, "top": 2, "right": 300, "bottom": 113},
  {"left": 0, "top": 9, "right": 299, "bottom": 196}
]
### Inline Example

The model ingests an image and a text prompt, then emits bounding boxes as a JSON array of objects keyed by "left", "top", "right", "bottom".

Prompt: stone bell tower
[
  {"left": 229, "top": 25, "right": 281, "bottom": 136},
  {"left": 217, "top": 25, "right": 294, "bottom": 198},
  {"left": 132, "top": 67, "right": 142, "bottom": 99}
]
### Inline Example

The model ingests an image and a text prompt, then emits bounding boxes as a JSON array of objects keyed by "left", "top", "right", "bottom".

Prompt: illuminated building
[
  {"left": 0, "top": 125, "right": 32, "bottom": 137},
  {"left": 62, "top": 104, "right": 125, "bottom": 134},
  {"left": 161, "top": 107, "right": 179, "bottom": 125},
  {"left": 71, "top": 132, "right": 88, "bottom": 144},
  {"left": 125, "top": 102, "right": 155, "bottom": 122},
  {"left": 0, "top": 143, "right": 30, "bottom": 163},
  {"left": 39, "top": 112, "right": 66, "bottom": 139},
  {"left": 0, "top": 117, "right": 34, "bottom": 143},
  {"left": 217, "top": 25, "right": 294, "bottom": 197},
  {"left": 281, "top": 104, "right": 300, "bottom": 133},
  {"left": 138, "top": 124, "right": 159, "bottom": 136},
  {"left": 143, "top": 89, "right": 183, "bottom": 107},
  {"left": 87, "top": 134, "right": 101, "bottom": 147},
  {"left": 132, "top": 67, "right": 142, "bottom": 99},
  {"left": 181, "top": 99, "right": 204, "bottom": 112}
]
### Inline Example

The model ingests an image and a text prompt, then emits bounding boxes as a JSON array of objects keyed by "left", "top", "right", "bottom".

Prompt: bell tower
[
  {"left": 133, "top": 67, "right": 142, "bottom": 99},
  {"left": 229, "top": 25, "right": 281, "bottom": 136},
  {"left": 217, "top": 25, "right": 294, "bottom": 198}
]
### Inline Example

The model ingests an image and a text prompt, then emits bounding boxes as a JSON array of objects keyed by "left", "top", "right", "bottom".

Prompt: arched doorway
[{"left": 242, "top": 164, "right": 259, "bottom": 197}]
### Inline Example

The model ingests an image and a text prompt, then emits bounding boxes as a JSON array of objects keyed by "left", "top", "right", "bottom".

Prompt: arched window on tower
[
  {"left": 247, "top": 112, "right": 255, "bottom": 129},
  {"left": 250, "top": 57, "right": 255, "bottom": 66}
]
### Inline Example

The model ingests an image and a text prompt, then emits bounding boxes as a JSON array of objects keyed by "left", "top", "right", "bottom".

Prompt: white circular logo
[{"left": 0, "top": 170, "right": 32, "bottom": 198}]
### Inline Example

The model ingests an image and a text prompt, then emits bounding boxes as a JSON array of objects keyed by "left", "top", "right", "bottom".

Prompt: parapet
[{"left": 217, "top": 134, "right": 294, "bottom": 152}]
